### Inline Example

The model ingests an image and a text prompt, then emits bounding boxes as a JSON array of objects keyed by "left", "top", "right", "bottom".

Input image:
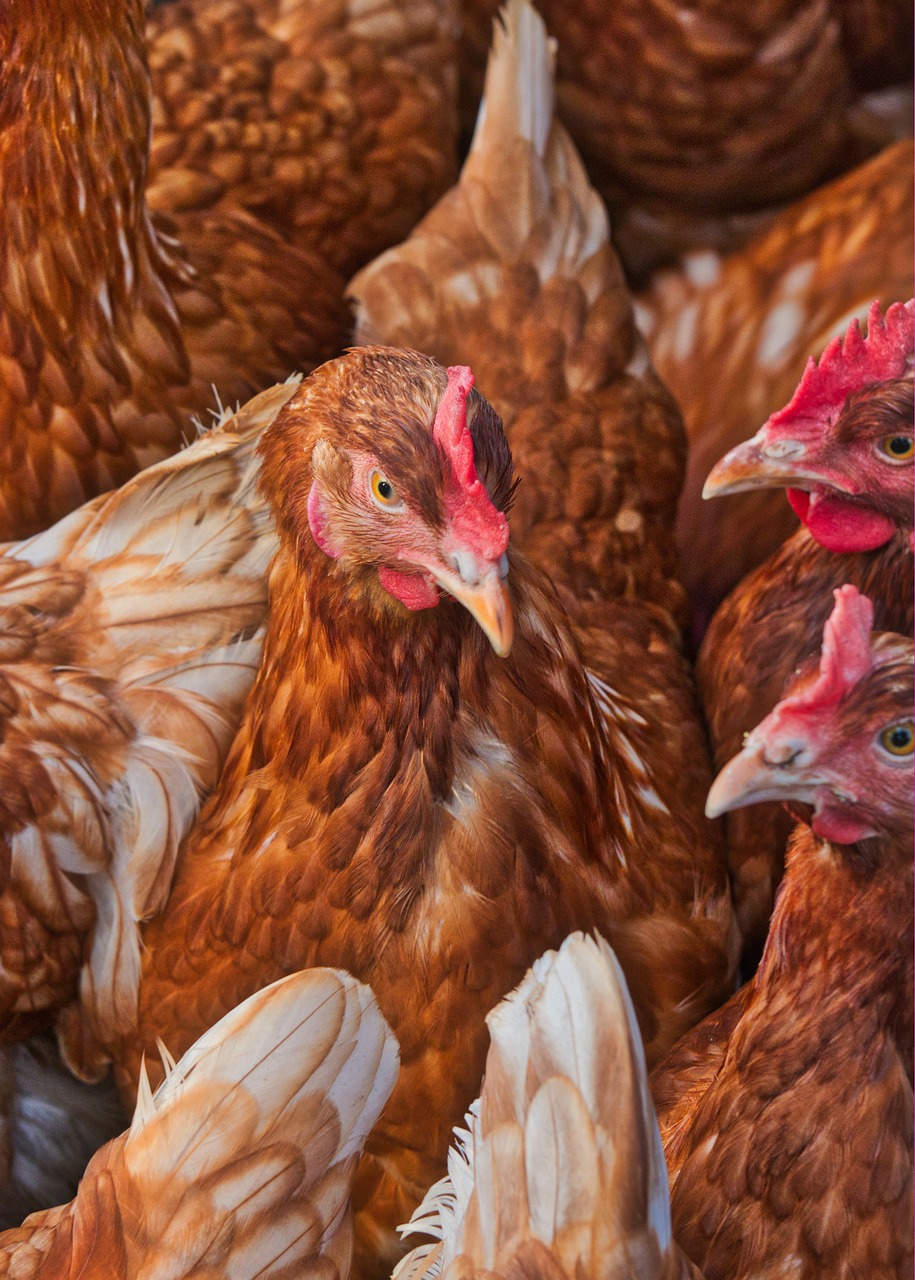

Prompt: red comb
[
  {"left": 786, "top": 585, "right": 875, "bottom": 715},
  {"left": 768, "top": 299, "right": 914, "bottom": 432},
  {"left": 434, "top": 366, "right": 478, "bottom": 487},
  {"left": 433, "top": 366, "right": 509, "bottom": 561}
]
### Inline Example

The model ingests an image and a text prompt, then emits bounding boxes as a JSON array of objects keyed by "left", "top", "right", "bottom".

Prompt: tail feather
[
  {"left": 348, "top": 0, "right": 620, "bottom": 418},
  {"left": 0, "top": 969, "right": 399, "bottom": 1279},
  {"left": 397, "top": 933, "right": 695, "bottom": 1280}
]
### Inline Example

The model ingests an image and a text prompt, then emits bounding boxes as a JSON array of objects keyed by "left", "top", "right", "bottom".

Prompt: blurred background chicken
[
  {"left": 652, "top": 586, "right": 913, "bottom": 1278},
  {"left": 697, "top": 301, "right": 913, "bottom": 958},
  {"left": 396, "top": 932, "right": 701, "bottom": 1280},
  {"left": 146, "top": 0, "right": 460, "bottom": 277},
  {"left": 458, "top": 0, "right": 912, "bottom": 276},
  {"left": 0, "top": 0, "right": 458, "bottom": 541},
  {"left": 638, "top": 141, "right": 914, "bottom": 628},
  {"left": 0, "top": 968, "right": 399, "bottom": 1278}
]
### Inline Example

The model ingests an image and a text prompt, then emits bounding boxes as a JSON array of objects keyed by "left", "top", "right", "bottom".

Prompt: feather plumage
[
  {"left": 0, "top": 380, "right": 296, "bottom": 1075},
  {"left": 0, "top": 967, "right": 399, "bottom": 1278},
  {"left": 397, "top": 932, "right": 699, "bottom": 1280},
  {"left": 116, "top": 11, "right": 736, "bottom": 1275},
  {"left": 0, "top": 1034, "right": 126, "bottom": 1230}
]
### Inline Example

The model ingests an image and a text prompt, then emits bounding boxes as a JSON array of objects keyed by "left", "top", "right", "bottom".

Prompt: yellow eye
[
  {"left": 880, "top": 722, "right": 914, "bottom": 756},
  {"left": 370, "top": 471, "right": 401, "bottom": 509},
  {"left": 879, "top": 435, "right": 914, "bottom": 461}
]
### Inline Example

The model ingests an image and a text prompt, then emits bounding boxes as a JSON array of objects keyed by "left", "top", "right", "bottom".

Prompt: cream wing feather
[
  {"left": 0, "top": 967, "right": 400, "bottom": 1279},
  {"left": 0, "top": 380, "right": 297, "bottom": 1075},
  {"left": 396, "top": 932, "right": 699, "bottom": 1280}
]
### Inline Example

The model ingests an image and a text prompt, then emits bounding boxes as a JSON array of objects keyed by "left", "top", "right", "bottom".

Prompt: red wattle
[
  {"left": 378, "top": 565, "right": 440, "bottom": 611},
  {"left": 786, "top": 488, "right": 896, "bottom": 553},
  {"left": 811, "top": 796, "right": 876, "bottom": 845}
]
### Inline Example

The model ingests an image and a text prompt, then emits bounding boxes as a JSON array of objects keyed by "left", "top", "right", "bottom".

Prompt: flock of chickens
[{"left": 0, "top": 0, "right": 912, "bottom": 1275}]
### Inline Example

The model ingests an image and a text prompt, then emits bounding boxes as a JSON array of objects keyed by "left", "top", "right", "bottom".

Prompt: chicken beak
[
  {"left": 702, "top": 430, "right": 828, "bottom": 499},
  {"left": 424, "top": 561, "right": 514, "bottom": 657},
  {"left": 705, "top": 735, "right": 823, "bottom": 819}
]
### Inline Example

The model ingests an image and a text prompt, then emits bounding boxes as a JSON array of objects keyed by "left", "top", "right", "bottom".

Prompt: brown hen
[
  {"left": 0, "top": 968, "right": 398, "bottom": 1278},
  {"left": 0, "top": 380, "right": 296, "bottom": 1075},
  {"left": 459, "top": 0, "right": 911, "bottom": 275},
  {"left": 638, "top": 140, "right": 913, "bottom": 626},
  {"left": 117, "top": 343, "right": 735, "bottom": 1280},
  {"left": 696, "top": 301, "right": 913, "bottom": 959},
  {"left": 652, "top": 586, "right": 913, "bottom": 1278},
  {"left": 350, "top": 0, "right": 694, "bottom": 621},
  {"left": 4, "top": 0, "right": 459, "bottom": 539},
  {"left": 145, "top": 0, "right": 460, "bottom": 278}
]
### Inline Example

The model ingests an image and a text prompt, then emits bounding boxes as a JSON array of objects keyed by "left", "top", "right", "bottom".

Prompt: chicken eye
[
  {"left": 878, "top": 435, "right": 914, "bottom": 462},
  {"left": 370, "top": 471, "right": 402, "bottom": 510},
  {"left": 879, "top": 722, "right": 914, "bottom": 757}
]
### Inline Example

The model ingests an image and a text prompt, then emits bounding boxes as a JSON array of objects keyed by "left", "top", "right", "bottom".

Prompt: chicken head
[
  {"left": 704, "top": 299, "right": 914, "bottom": 552},
  {"left": 707, "top": 584, "right": 914, "bottom": 844},
  {"left": 260, "top": 348, "right": 514, "bottom": 655}
]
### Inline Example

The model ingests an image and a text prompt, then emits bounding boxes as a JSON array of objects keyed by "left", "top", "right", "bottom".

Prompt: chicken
[
  {"left": 637, "top": 140, "right": 914, "bottom": 627},
  {"left": 650, "top": 585, "right": 913, "bottom": 1278},
  {"left": 396, "top": 932, "right": 700, "bottom": 1280},
  {"left": 350, "top": 0, "right": 693, "bottom": 620},
  {"left": 146, "top": 0, "right": 460, "bottom": 279},
  {"left": 696, "top": 300, "right": 913, "bottom": 958},
  {"left": 112, "top": 342, "right": 736, "bottom": 1280},
  {"left": 0, "top": 379, "right": 297, "bottom": 1077},
  {"left": 0, "top": 1035, "right": 126, "bottom": 1230},
  {"left": 2, "top": 0, "right": 350, "bottom": 541},
  {"left": 0, "top": 967, "right": 399, "bottom": 1278},
  {"left": 458, "top": 0, "right": 911, "bottom": 276}
]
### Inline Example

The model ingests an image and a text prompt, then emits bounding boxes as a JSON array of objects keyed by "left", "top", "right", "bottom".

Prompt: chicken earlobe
[
  {"left": 0, "top": 968, "right": 399, "bottom": 1279},
  {"left": 397, "top": 932, "right": 700, "bottom": 1280}
]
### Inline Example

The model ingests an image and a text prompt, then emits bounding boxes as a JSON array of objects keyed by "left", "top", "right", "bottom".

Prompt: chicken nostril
[
  {"left": 763, "top": 745, "right": 804, "bottom": 768},
  {"left": 761, "top": 439, "right": 805, "bottom": 460},
  {"left": 452, "top": 550, "right": 480, "bottom": 584}
]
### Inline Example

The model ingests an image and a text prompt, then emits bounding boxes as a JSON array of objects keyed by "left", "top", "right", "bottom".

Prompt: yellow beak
[{"left": 423, "top": 561, "right": 514, "bottom": 657}]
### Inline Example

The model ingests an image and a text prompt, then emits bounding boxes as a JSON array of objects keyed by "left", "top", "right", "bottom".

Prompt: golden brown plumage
[
  {"left": 0, "top": 968, "right": 399, "bottom": 1278},
  {"left": 396, "top": 933, "right": 701, "bottom": 1280},
  {"left": 638, "top": 140, "right": 914, "bottom": 627},
  {"left": 458, "top": 0, "right": 910, "bottom": 276},
  {"left": 2, "top": 0, "right": 411, "bottom": 540},
  {"left": 115, "top": 342, "right": 734, "bottom": 1280},
  {"left": 145, "top": 0, "right": 460, "bottom": 279},
  {"left": 653, "top": 589, "right": 914, "bottom": 1278},
  {"left": 0, "top": 380, "right": 296, "bottom": 1075},
  {"left": 695, "top": 303, "right": 913, "bottom": 958}
]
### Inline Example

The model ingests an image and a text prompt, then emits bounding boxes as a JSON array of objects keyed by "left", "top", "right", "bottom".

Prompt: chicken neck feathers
[{"left": 664, "top": 823, "right": 913, "bottom": 1278}]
